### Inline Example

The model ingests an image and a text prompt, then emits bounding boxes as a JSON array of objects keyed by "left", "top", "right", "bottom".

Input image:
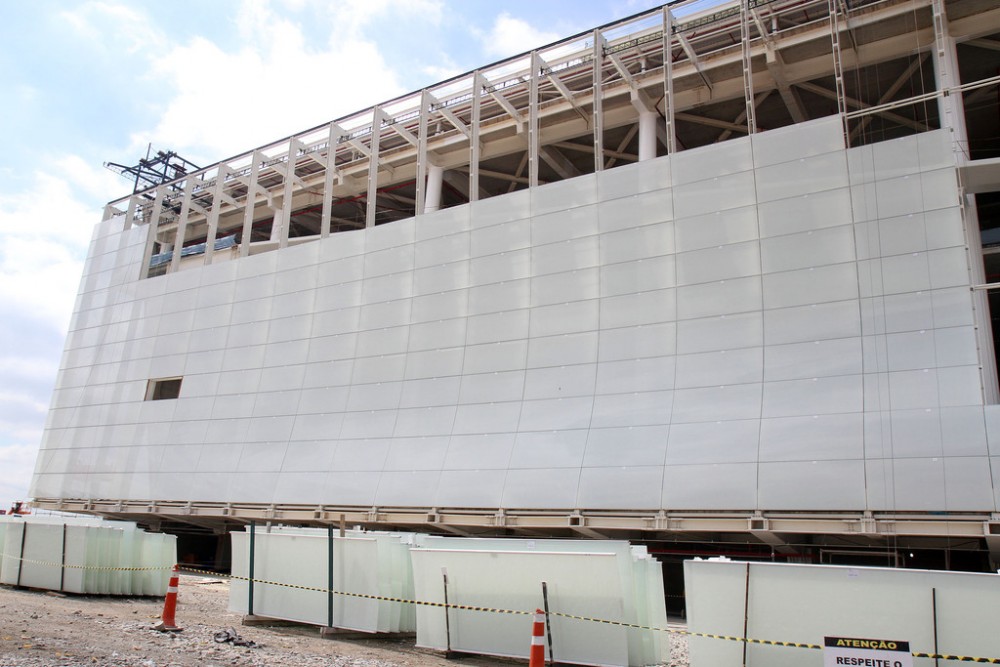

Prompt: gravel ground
[{"left": 0, "top": 576, "right": 689, "bottom": 667}]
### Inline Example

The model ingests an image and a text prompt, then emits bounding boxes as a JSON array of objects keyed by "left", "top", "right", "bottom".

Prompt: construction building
[{"left": 29, "top": 0, "right": 1000, "bottom": 575}]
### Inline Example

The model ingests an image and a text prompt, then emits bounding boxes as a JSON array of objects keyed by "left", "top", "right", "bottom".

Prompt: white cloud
[
  {"left": 133, "top": 1, "right": 411, "bottom": 163},
  {"left": 482, "top": 12, "right": 560, "bottom": 59},
  {"left": 0, "top": 389, "right": 49, "bottom": 441},
  {"left": 0, "top": 443, "right": 41, "bottom": 509},
  {"left": 316, "top": 0, "right": 445, "bottom": 42},
  {"left": 16, "top": 84, "right": 38, "bottom": 103},
  {"left": 0, "top": 164, "right": 111, "bottom": 331},
  {"left": 54, "top": 155, "right": 125, "bottom": 203},
  {"left": 422, "top": 53, "right": 464, "bottom": 83},
  {"left": 59, "top": 1, "right": 166, "bottom": 56}
]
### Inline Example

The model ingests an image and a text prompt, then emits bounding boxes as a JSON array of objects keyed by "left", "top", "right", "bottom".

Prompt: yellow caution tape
[
  {"left": 2, "top": 554, "right": 173, "bottom": 572},
  {"left": 4, "top": 555, "right": 998, "bottom": 663},
  {"left": 911, "top": 654, "right": 1000, "bottom": 664},
  {"left": 176, "top": 567, "right": 1000, "bottom": 662}
]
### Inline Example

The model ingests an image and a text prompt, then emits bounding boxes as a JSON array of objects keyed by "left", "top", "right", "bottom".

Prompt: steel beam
[
  {"left": 138, "top": 187, "right": 165, "bottom": 280},
  {"left": 366, "top": 106, "right": 382, "bottom": 227},
  {"left": 204, "top": 165, "right": 228, "bottom": 265},
  {"left": 427, "top": 93, "right": 471, "bottom": 139},
  {"left": 34, "top": 497, "right": 1000, "bottom": 543},
  {"left": 539, "top": 145, "right": 582, "bottom": 180},
  {"left": 848, "top": 53, "right": 928, "bottom": 143},
  {"left": 240, "top": 151, "right": 262, "bottom": 257},
  {"left": 529, "top": 51, "right": 540, "bottom": 188},
  {"left": 538, "top": 54, "right": 588, "bottom": 124},
  {"left": 765, "top": 45, "right": 808, "bottom": 123},
  {"left": 604, "top": 125, "right": 638, "bottom": 169},
  {"left": 676, "top": 29, "right": 712, "bottom": 91},
  {"left": 593, "top": 29, "right": 605, "bottom": 173},
  {"left": 797, "top": 82, "right": 929, "bottom": 133},
  {"left": 169, "top": 177, "right": 196, "bottom": 274},
  {"left": 550, "top": 141, "right": 636, "bottom": 162},
  {"left": 482, "top": 73, "right": 525, "bottom": 130},
  {"left": 416, "top": 91, "right": 430, "bottom": 215},
  {"left": 320, "top": 125, "right": 343, "bottom": 238},
  {"left": 664, "top": 7, "right": 678, "bottom": 154},
  {"left": 470, "top": 71, "right": 482, "bottom": 202},
  {"left": 967, "top": 37, "right": 1000, "bottom": 52},
  {"left": 276, "top": 140, "right": 301, "bottom": 247},
  {"left": 741, "top": 0, "right": 758, "bottom": 134}
]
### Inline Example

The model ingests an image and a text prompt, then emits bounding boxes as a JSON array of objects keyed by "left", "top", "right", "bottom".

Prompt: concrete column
[
  {"left": 638, "top": 110, "right": 658, "bottom": 161},
  {"left": 269, "top": 210, "right": 282, "bottom": 242},
  {"left": 424, "top": 164, "right": 444, "bottom": 214}
]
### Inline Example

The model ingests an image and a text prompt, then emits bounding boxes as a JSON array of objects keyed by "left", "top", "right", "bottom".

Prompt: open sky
[{"left": 0, "top": 0, "right": 723, "bottom": 510}]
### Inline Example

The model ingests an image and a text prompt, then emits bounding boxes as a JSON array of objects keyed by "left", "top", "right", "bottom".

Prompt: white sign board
[{"left": 823, "top": 636, "right": 913, "bottom": 667}]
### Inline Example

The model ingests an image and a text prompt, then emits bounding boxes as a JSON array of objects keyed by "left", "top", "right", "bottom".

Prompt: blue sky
[{"left": 0, "top": 0, "right": 711, "bottom": 510}]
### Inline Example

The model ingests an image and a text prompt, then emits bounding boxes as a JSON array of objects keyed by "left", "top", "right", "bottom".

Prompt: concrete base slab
[
  {"left": 240, "top": 615, "right": 303, "bottom": 627},
  {"left": 318, "top": 627, "right": 416, "bottom": 640}
]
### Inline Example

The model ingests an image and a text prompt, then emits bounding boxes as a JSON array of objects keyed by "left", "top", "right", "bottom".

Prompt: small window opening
[{"left": 146, "top": 377, "right": 182, "bottom": 400}]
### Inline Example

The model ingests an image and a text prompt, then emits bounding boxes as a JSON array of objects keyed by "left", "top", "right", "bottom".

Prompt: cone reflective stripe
[
  {"left": 154, "top": 564, "right": 182, "bottom": 632},
  {"left": 529, "top": 609, "right": 545, "bottom": 667}
]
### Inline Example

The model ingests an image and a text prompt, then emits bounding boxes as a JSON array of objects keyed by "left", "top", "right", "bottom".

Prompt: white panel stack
[
  {"left": 229, "top": 526, "right": 416, "bottom": 633},
  {"left": 410, "top": 537, "right": 668, "bottom": 666},
  {"left": 0, "top": 515, "right": 176, "bottom": 595},
  {"left": 684, "top": 559, "right": 1000, "bottom": 667},
  {"left": 227, "top": 529, "right": 667, "bottom": 665}
]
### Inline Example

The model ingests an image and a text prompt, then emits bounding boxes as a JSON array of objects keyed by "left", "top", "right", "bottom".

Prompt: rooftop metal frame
[{"left": 105, "top": 0, "right": 1000, "bottom": 275}]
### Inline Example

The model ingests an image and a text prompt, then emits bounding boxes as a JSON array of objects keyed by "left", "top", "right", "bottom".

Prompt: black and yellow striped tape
[
  {"left": 5, "top": 555, "right": 172, "bottom": 572},
  {"left": 179, "top": 566, "right": 1000, "bottom": 662},
  {"left": 180, "top": 565, "right": 534, "bottom": 615},
  {"left": 912, "top": 654, "right": 1000, "bottom": 664},
  {"left": 4, "top": 555, "right": 999, "bottom": 663}
]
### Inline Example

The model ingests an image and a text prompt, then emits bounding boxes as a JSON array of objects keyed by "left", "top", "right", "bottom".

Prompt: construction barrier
[
  {"left": 2, "top": 551, "right": 999, "bottom": 664},
  {"left": 0, "top": 516, "right": 176, "bottom": 595},
  {"left": 685, "top": 558, "right": 1000, "bottom": 667}
]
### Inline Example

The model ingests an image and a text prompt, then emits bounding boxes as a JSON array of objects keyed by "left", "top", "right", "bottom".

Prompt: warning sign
[{"left": 823, "top": 636, "right": 913, "bottom": 667}]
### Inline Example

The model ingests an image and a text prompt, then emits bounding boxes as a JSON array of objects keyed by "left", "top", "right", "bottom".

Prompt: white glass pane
[
  {"left": 764, "top": 337, "right": 862, "bottom": 381},
  {"left": 752, "top": 116, "right": 843, "bottom": 167},
  {"left": 677, "top": 276, "right": 761, "bottom": 320},
  {"left": 676, "top": 241, "right": 760, "bottom": 285},
  {"left": 673, "top": 170, "right": 756, "bottom": 218},
  {"left": 760, "top": 225, "right": 855, "bottom": 274},
  {"left": 676, "top": 347, "right": 762, "bottom": 388},
  {"left": 762, "top": 375, "right": 863, "bottom": 417},
  {"left": 674, "top": 205, "right": 759, "bottom": 253},
  {"left": 666, "top": 420, "right": 759, "bottom": 464},
  {"left": 664, "top": 462, "right": 757, "bottom": 509},
  {"left": 759, "top": 413, "right": 863, "bottom": 461},
  {"left": 672, "top": 136, "right": 752, "bottom": 186},
  {"left": 761, "top": 264, "right": 858, "bottom": 310},
  {"left": 532, "top": 205, "right": 598, "bottom": 245},
  {"left": 754, "top": 151, "right": 848, "bottom": 203}
]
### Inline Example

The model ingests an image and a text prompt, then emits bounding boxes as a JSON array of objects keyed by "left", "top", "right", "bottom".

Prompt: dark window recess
[{"left": 146, "top": 377, "right": 182, "bottom": 400}]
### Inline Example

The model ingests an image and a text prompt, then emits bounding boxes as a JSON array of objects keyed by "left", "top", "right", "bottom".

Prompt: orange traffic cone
[
  {"left": 529, "top": 608, "right": 545, "bottom": 667},
  {"left": 154, "top": 564, "right": 183, "bottom": 632}
]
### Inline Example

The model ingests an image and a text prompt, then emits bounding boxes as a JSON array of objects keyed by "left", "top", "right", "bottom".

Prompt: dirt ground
[{"left": 0, "top": 575, "right": 689, "bottom": 667}]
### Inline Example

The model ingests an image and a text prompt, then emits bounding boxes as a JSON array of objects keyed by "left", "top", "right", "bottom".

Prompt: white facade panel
[{"left": 31, "top": 124, "right": 999, "bottom": 518}]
